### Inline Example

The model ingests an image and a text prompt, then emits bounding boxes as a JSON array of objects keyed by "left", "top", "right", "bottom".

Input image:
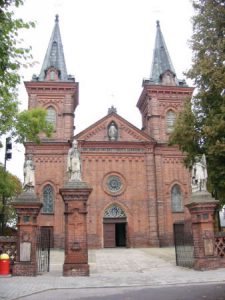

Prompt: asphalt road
[{"left": 17, "top": 283, "right": 225, "bottom": 300}]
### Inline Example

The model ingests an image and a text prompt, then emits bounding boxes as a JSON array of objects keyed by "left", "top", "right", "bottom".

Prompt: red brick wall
[{"left": 81, "top": 152, "right": 151, "bottom": 248}]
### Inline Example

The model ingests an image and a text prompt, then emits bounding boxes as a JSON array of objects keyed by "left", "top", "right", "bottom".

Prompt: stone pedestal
[
  {"left": 60, "top": 181, "right": 92, "bottom": 276},
  {"left": 186, "top": 191, "right": 220, "bottom": 270},
  {"left": 12, "top": 191, "right": 42, "bottom": 276}
]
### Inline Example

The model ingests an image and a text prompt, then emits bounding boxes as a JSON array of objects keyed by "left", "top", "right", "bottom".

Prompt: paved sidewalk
[{"left": 0, "top": 248, "right": 225, "bottom": 300}]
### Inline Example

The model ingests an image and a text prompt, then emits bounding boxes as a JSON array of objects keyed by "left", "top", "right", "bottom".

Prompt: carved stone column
[
  {"left": 186, "top": 191, "right": 220, "bottom": 270},
  {"left": 60, "top": 181, "right": 92, "bottom": 276},
  {"left": 12, "top": 191, "right": 42, "bottom": 276}
]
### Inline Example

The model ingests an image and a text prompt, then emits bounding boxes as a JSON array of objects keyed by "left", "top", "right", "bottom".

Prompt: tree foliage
[
  {"left": 0, "top": 164, "right": 22, "bottom": 230},
  {"left": 0, "top": 0, "right": 53, "bottom": 144},
  {"left": 0, "top": 1, "right": 53, "bottom": 233},
  {"left": 170, "top": 0, "right": 225, "bottom": 203}
]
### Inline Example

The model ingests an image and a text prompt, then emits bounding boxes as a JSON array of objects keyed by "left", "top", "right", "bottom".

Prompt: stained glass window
[
  {"left": 46, "top": 106, "right": 56, "bottom": 128},
  {"left": 107, "top": 175, "right": 122, "bottom": 193},
  {"left": 166, "top": 110, "right": 176, "bottom": 133},
  {"left": 104, "top": 205, "right": 126, "bottom": 218},
  {"left": 171, "top": 184, "right": 183, "bottom": 212},
  {"left": 43, "top": 185, "right": 54, "bottom": 213}
]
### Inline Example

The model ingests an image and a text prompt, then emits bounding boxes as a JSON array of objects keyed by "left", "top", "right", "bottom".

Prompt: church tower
[
  {"left": 137, "top": 21, "right": 194, "bottom": 142},
  {"left": 24, "top": 15, "right": 79, "bottom": 247},
  {"left": 137, "top": 21, "right": 194, "bottom": 246}
]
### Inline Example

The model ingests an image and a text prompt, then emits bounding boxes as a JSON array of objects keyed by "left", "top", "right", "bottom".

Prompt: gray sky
[{"left": 2, "top": 0, "right": 194, "bottom": 181}]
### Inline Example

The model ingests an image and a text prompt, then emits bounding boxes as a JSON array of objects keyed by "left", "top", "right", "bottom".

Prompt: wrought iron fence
[
  {"left": 36, "top": 227, "right": 51, "bottom": 273},
  {"left": 174, "top": 222, "right": 194, "bottom": 268},
  {"left": 214, "top": 233, "right": 225, "bottom": 258}
]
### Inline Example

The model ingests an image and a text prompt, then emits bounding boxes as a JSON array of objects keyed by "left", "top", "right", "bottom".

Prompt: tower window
[
  {"left": 42, "top": 184, "right": 54, "bottom": 214},
  {"left": 46, "top": 106, "right": 56, "bottom": 128},
  {"left": 50, "top": 71, "right": 55, "bottom": 80},
  {"left": 166, "top": 110, "right": 176, "bottom": 133},
  {"left": 171, "top": 184, "right": 183, "bottom": 212}
]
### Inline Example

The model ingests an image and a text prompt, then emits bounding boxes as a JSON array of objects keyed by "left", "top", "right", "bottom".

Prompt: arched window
[
  {"left": 46, "top": 106, "right": 56, "bottom": 128},
  {"left": 104, "top": 204, "right": 126, "bottom": 218},
  {"left": 42, "top": 184, "right": 54, "bottom": 213},
  {"left": 50, "top": 71, "right": 55, "bottom": 80},
  {"left": 166, "top": 110, "right": 176, "bottom": 133},
  {"left": 171, "top": 184, "right": 183, "bottom": 212}
]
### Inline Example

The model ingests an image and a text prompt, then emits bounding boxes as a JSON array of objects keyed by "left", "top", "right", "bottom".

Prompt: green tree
[
  {"left": 0, "top": 165, "right": 22, "bottom": 233},
  {"left": 0, "top": 1, "right": 53, "bottom": 234},
  {"left": 170, "top": 0, "right": 225, "bottom": 204},
  {"left": 0, "top": 0, "right": 53, "bottom": 144}
]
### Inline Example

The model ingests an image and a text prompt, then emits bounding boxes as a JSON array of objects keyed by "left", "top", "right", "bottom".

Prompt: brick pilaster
[{"left": 60, "top": 181, "right": 92, "bottom": 276}]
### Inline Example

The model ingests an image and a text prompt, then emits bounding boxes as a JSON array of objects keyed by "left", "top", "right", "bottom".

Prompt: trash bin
[{"left": 0, "top": 253, "right": 10, "bottom": 275}]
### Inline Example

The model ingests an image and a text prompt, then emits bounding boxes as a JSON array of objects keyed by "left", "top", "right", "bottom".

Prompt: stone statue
[
  {"left": 191, "top": 154, "right": 208, "bottom": 192},
  {"left": 23, "top": 154, "right": 35, "bottom": 190},
  {"left": 108, "top": 122, "right": 118, "bottom": 141},
  {"left": 67, "top": 140, "right": 82, "bottom": 181}
]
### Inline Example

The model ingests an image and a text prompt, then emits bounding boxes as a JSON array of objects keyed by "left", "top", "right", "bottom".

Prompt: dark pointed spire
[
  {"left": 150, "top": 21, "right": 177, "bottom": 85},
  {"left": 38, "top": 15, "right": 68, "bottom": 81}
]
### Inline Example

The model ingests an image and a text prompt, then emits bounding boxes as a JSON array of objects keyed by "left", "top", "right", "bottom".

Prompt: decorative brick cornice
[
  {"left": 163, "top": 157, "right": 183, "bottom": 164},
  {"left": 81, "top": 147, "right": 145, "bottom": 153},
  {"left": 38, "top": 98, "right": 64, "bottom": 105},
  {"left": 35, "top": 156, "right": 63, "bottom": 163}
]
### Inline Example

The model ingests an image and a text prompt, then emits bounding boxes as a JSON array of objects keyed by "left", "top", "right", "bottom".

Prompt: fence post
[
  {"left": 12, "top": 190, "right": 42, "bottom": 276},
  {"left": 186, "top": 191, "right": 220, "bottom": 270}
]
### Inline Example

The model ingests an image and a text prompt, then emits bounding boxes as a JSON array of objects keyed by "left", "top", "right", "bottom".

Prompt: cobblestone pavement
[{"left": 0, "top": 248, "right": 225, "bottom": 300}]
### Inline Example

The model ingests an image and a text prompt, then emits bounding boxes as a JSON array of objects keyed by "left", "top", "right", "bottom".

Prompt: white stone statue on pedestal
[
  {"left": 191, "top": 154, "right": 208, "bottom": 193},
  {"left": 23, "top": 154, "right": 35, "bottom": 190},
  {"left": 67, "top": 140, "right": 82, "bottom": 181}
]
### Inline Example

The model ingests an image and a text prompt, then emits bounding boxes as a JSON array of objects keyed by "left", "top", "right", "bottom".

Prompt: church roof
[
  {"left": 150, "top": 21, "right": 176, "bottom": 83},
  {"left": 149, "top": 21, "right": 181, "bottom": 86},
  {"left": 37, "top": 15, "right": 70, "bottom": 82}
]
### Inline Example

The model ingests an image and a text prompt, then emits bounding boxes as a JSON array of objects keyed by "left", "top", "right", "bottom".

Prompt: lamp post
[{"left": 0, "top": 137, "right": 12, "bottom": 235}]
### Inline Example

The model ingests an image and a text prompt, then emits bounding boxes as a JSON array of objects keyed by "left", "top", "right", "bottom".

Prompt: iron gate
[
  {"left": 174, "top": 222, "right": 194, "bottom": 268},
  {"left": 36, "top": 227, "right": 51, "bottom": 273}
]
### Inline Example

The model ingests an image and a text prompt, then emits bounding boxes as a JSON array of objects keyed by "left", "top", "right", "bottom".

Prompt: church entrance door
[
  {"left": 103, "top": 204, "right": 127, "bottom": 248},
  {"left": 103, "top": 220, "right": 127, "bottom": 248}
]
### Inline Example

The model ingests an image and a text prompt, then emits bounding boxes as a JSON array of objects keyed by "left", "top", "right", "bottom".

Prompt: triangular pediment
[{"left": 75, "top": 112, "right": 154, "bottom": 143}]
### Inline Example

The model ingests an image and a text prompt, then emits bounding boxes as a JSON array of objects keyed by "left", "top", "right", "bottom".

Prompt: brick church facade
[{"left": 25, "top": 16, "right": 194, "bottom": 248}]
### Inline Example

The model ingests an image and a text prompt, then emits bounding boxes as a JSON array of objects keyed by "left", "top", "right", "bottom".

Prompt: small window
[
  {"left": 43, "top": 184, "right": 54, "bottom": 214},
  {"left": 171, "top": 184, "right": 183, "bottom": 212},
  {"left": 50, "top": 71, "right": 55, "bottom": 80},
  {"left": 166, "top": 110, "right": 176, "bottom": 133},
  {"left": 46, "top": 106, "right": 56, "bottom": 128}
]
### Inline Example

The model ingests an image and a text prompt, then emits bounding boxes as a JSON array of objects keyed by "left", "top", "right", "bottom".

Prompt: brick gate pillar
[
  {"left": 12, "top": 191, "right": 42, "bottom": 276},
  {"left": 60, "top": 181, "right": 92, "bottom": 276},
  {"left": 186, "top": 191, "right": 219, "bottom": 270}
]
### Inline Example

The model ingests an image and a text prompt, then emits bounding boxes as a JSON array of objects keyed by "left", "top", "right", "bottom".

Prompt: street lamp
[{"left": 0, "top": 137, "right": 12, "bottom": 235}]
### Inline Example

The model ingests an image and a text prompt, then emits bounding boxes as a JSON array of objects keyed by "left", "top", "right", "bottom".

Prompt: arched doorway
[{"left": 103, "top": 204, "right": 127, "bottom": 248}]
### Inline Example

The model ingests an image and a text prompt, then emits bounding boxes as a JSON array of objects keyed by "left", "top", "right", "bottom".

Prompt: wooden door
[{"left": 103, "top": 223, "right": 115, "bottom": 248}]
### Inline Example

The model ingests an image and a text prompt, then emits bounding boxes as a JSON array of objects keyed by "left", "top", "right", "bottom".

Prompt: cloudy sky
[{"left": 2, "top": 0, "right": 194, "bottom": 181}]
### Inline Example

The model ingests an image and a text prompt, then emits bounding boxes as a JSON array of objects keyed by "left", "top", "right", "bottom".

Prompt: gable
[{"left": 75, "top": 113, "right": 154, "bottom": 143}]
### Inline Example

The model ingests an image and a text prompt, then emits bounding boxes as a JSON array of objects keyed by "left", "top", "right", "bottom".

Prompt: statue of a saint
[
  {"left": 191, "top": 154, "right": 208, "bottom": 192},
  {"left": 67, "top": 140, "right": 82, "bottom": 181},
  {"left": 23, "top": 155, "right": 35, "bottom": 190},
  {"left": 108, "top": 122, "right": 118, "bottom": 141}
]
